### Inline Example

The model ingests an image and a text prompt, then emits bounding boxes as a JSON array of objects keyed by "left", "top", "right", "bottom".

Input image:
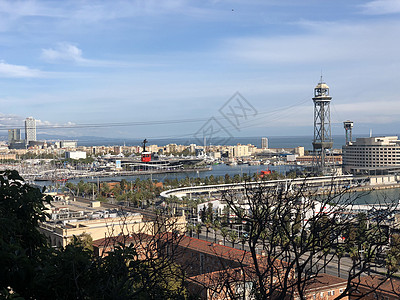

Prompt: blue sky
[{"left": 0, "top": 0, "right": 400, "bottom": 141}]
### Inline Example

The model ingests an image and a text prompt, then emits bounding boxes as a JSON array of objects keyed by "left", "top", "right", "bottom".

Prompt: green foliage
[
  {"left": 70, "top": 233, "right": 94, "bottom": 252},
  {"left": 91, "top": 245, "right": 186, "bottom": 299},
  {"left": 32, "top": 242, "right": 94, "bottom": 299},
  {"left": 0, "top": 170, "right": 187, "bottom": 299},
  {"left": 0, "top": 170, "right": 51, "bottom": 295},
  {"left": 386, "top": 233, "right": 400, "bottom": 272}
]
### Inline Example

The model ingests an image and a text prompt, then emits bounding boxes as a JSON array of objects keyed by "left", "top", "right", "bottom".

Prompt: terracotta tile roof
[
  {"left": 188, "top": 267, "right": 248, "bottom": 286},
  {"left": 304, "top": 273, "right": 348, "bottom": 292},
  {"left": 93, "top": 233, "right": 287, "bottom": 271},
  {"left": 353, "top": 275, "right": 400, "bottom": 296},
  {"left": 165, "top": 234, "right": 288, "bottom": 270}
]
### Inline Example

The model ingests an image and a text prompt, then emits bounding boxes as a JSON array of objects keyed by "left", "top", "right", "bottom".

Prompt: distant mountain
[{"left": 37, "top": 133, "right": 116, "bottom": 141}]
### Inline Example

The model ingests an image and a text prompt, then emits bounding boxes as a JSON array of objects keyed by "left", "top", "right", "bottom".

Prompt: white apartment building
[
  {"left": 342, "top": 136, "right": 400, "bottom": 175},
  {"left": 231, "top": 144, "right": 249, "bottom": 157},
  {"left": 261, "top": 137, "right": 268, "bottom": 149},
  {"left": 65, "top": 151, "right": 87, "bottom": 160},
  {"left": 25, "top": 117, "right": 36, "bottom": 144}
]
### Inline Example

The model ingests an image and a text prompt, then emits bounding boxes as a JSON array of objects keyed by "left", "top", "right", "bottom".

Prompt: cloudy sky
[{"left": 0, "top": 0, "right": 399, "bottom": 141}]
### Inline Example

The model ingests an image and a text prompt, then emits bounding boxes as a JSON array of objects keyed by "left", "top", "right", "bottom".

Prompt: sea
[
  {"left": 38, "top": 134, "right": 400, "bottom": 204},
  {"left": 42, "top": 163, "right": 400, "bottom": 205},
  {"left": 77, "top": 135, "right": 349, "bottom": 149},
  {"left": 38, "top": 134, "right": 363, "bottom": 186}
]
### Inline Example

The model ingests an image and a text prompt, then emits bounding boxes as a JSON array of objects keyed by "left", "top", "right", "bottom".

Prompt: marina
[{"left": 28, "top": 163, "right": 298, "bottom": 187}]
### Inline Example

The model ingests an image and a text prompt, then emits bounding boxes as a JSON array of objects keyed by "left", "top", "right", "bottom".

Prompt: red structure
[
  {"left": 259, "top": 169, "right": 272, "bottom": 178},
  {"left": 141, "top": 152, "right": 151, "bottom": 162},
  {"left": 141, "top": 139, "right": 152, "bottom": 162}
]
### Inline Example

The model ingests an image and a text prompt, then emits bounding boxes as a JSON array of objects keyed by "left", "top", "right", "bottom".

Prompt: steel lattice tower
[
  {"left": 343, "top": 120, "right": 353, "bottom": 145},
  {"left": 312, "top": 78, "right": 333, "bottom": 174}
]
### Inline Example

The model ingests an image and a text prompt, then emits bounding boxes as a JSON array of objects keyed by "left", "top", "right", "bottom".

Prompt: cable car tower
[
  {"left": 343, "top": 120, "right": 354, "bottom": 145},
  {"left": 312, "top": 77, "right": 333, "bottom": 174}
]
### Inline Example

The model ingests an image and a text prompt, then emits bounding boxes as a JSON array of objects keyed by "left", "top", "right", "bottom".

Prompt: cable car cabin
[{"left": 141, "top": 152, "right": 151, "bottom": 162}]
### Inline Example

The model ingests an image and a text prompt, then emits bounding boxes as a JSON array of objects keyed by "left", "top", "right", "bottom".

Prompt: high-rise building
[
  {"left": 261, "top": 137, "right": 268, "bottom": 149},
  {"left": 8, "top": 129, "right": 21, "bottom": 144},
  {"left": 25, "top": 117, "right": 36, "bottom": 144}
]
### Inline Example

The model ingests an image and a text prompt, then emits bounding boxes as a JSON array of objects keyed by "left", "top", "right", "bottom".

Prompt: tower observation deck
[{"left": 312, "top": 78, "right": 333, "bottom": 174}]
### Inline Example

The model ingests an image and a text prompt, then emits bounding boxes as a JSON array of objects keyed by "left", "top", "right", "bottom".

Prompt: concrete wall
[{"left": 370, "top": 175, "right": 396, "bottom": 185}]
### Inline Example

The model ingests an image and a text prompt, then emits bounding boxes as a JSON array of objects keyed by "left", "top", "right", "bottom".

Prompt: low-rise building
[
  {"left": 351, "top": 276, "right": 400, "bottom": 299},
  {"left": 39, "top": 196, "right": 186, "bottom": 248},
  {"left": 65, "top": 151, "right": 87, "bottom": 160},
  {"left": 343, "top": 136, "right": 400, "bottom": 175},
  {"left": 40, "top": 213, "right": 152, "bottom": 248},
  {"left": 0, "top": 153, "right": 17, "bottom": 160}
]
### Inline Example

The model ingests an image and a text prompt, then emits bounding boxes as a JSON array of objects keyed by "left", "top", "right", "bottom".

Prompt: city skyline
[{"left": 0, "top": 0, "right": 399, "bottom": 139}]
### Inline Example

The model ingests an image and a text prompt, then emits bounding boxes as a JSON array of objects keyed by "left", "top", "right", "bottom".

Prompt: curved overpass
[{"left": 160, "top": 175, "right": 360, "bottom": 199}]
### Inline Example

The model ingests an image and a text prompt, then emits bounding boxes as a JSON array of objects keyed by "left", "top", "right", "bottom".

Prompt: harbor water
[{"left": 35, "top": 163, "right": 400, "bottom": 205}]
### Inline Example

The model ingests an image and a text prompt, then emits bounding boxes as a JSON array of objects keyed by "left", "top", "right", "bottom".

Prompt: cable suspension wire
[{"left": 0, "top": 95, "right": 311, "bottom": 134}]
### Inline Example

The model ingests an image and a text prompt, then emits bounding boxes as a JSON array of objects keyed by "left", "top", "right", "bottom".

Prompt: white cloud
[
  {"left": 41, "top": 43, "right": 84, "bottom": 63},
  {"left": 0, "top": 113, "right": 77, "bottom": 138},
  {"left": 0, "top": 0, "right": 62, "bottom": 18},
  {"left": 0, "top": 113, "right": 24, "bottom": 127},
  {"left": 0, "top": 0, "right": 215, "bottom": 24},
  {"left": 222, "top": 20, "right": 400, "bottom": 66},
  {"left": 0, "top": 60, "right": 42, "bottom": 78},
  {"left": 360, "top": 0, "right": 400, "bottom": 15},
  {"left": 41, "top": 42, "right": 166, "bottom": 68}
]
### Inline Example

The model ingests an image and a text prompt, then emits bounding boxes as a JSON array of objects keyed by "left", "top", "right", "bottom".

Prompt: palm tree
[
  {"left": 195, "top": 224, "right": 202, "bottom": 239},
  {"left": 323, "top": 247, "right": 330, "bottom": 274},
  {"left": 213, "top": 221, "right": 221, "bottom": 243},
  {"left": 336, "top": 245, "right": 345, "bottom": 278},
  {"left": 204, "top": 220, "right": 212, "bottom": 241},
  {"left": 220, "top": 227, "right": 228, "bottom": 246},
  {"left": 240, "top": 235, "right": 246, "bottom": 250},
  {"left": 349, "top": 246, "right": 360, "bottom": 276},
  {"left": 186, "top": 223, "right": 195, "bottom": 238},
  {"left": 229, "top": 230, "right": 238, "bottom": 248}
]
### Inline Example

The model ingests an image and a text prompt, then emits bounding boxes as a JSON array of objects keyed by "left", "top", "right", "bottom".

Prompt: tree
[
  {"left": 120, "top": 179, "right": 128, "bottom": 192},
  {"left": 228, "top": 230, "right": 238, "bottom": 248},
  {"left": 0, "top": 170, "right": 188, "bottom": 299},
  {"left": 214, "top": 177, "right": 398, "bottom": 299},
  {"left": 220, "top": 227, "right": 229, "bottom": 246},
  {"left": 213, "top": 220, "right": 221, "bottom": 243},
  {"left": 386, "top": 233, "right": 400, "bottom": 272},
  {"left": 71, "top": 232, "right": 94, "bottom": 252},
  {"left": 233, "top": 174, "right": 241, "bottom": 183},
  {"left": 224, "top": 174, "right": 232, "bottom": 184},
  {"left": 0, "top": 170, "right": 51, "bottom": 296},
  {"left": 100, "top": 182, "right": 110, "bottom": 196},
  {"left": 87, "top": 216, "right": 188, "bottom": 300},
  {"left": 336, "top": 244, "right": 345, "bottom": 278},
  {"left": 195, "top": 223, "right": 202, "bottom": 239}
]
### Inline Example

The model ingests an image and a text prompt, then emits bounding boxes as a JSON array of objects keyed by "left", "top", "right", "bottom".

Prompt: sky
[{"left": 0, "top": 0, "right": 400, "bottom": 142}]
